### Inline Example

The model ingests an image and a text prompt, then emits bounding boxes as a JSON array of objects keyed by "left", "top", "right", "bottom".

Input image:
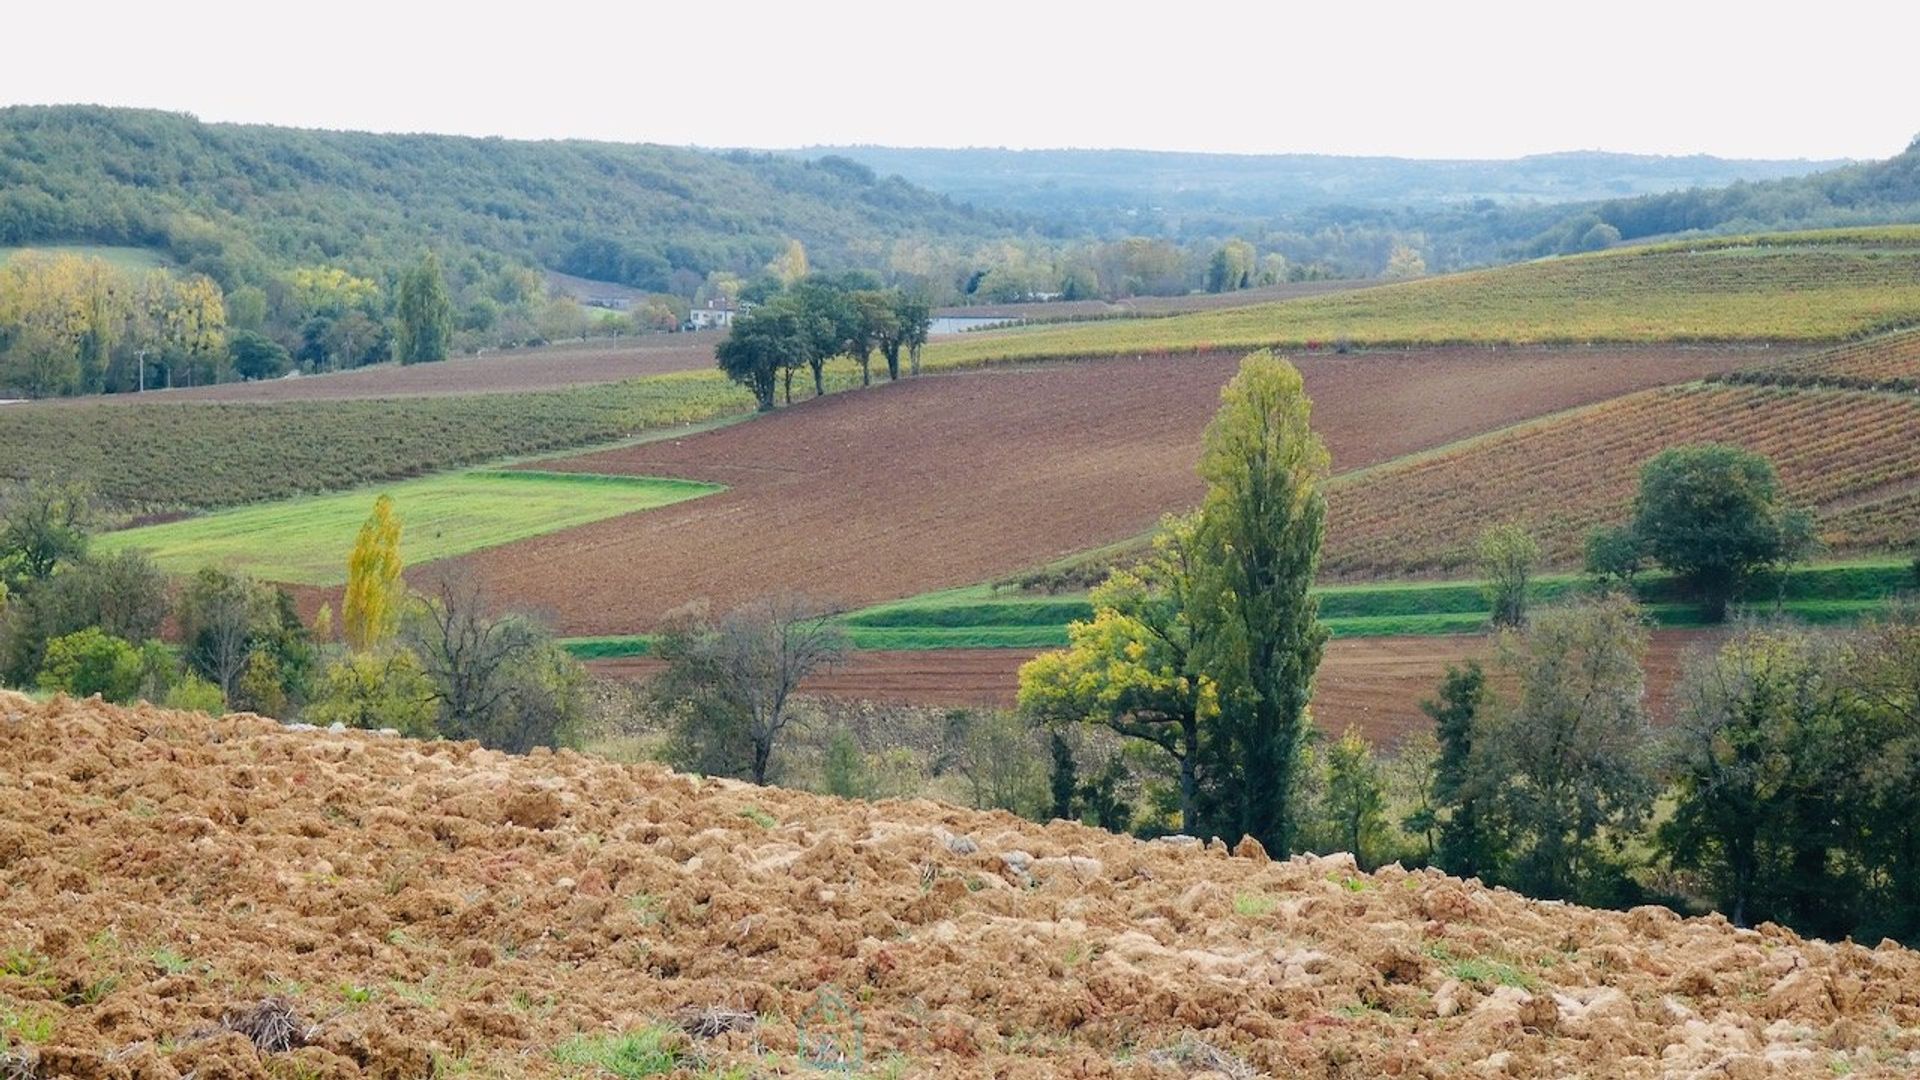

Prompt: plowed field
[
  {"left": 450, "top": 346, "right": 1765, "bottom": 635},
  {"left": 589, "top": 630, "right": 1722, "bottom": 747},
  {"left": 3, "top": 694, "right": 1914, "bottom": 1079}
]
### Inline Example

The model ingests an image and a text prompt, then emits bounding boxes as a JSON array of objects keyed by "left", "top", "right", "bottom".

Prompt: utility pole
[{"left": 137, "top": 348, "right": 148, "bottom": 392}]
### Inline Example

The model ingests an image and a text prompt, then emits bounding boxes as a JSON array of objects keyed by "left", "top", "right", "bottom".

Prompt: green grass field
[
  {"left": 921, "top": 227, "right": 1920, "bottom": 369},
  {"left": 562, "top": 562, "right": 1917, "bottom": 658},
  {"left": 98, "top": 470, "right": 720, "bottom": 585},
  {"left": 0, "top": 244, "right": 173, "bottom": 271}
]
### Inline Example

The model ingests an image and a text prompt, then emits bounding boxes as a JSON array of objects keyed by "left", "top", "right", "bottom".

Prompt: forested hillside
[
  {"left": 0, "top": 106, "right": 1027, "bottom": 295},
  {"left": 1530, "top": 136, "right": 1920, "bottom": 253}
]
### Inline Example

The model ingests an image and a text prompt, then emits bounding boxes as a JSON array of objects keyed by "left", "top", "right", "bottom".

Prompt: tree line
[
  {"left": 715, "top": 274, "right": 932, "bottom": 411},
  {"left": 1010, "top": 408, "right": 1920, "bottom": 944},
  {"left": 0, "top": 480, "right": 587, "bottom": 753}
]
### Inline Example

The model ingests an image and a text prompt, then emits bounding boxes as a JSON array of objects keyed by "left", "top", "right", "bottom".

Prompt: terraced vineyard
[
  {"left": 1323, "top": 383, "right": 1920, "bottom": 575},
  {"left": 1722, "top": 326, "right": 1920, "bottom": 391},
  {"left": 923, "top": 228, "right": 1920, "bottom": 368}
]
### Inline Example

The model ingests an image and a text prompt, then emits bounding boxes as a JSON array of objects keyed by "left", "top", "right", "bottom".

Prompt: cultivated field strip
[
  {"left": 1722, "top": 327, "right": 1920, "bottom": 392},
  {"left": 1324, "top": 383, "right": 1920, "bottom": 575},
  {"left": 444, "top": 347, "right": 1758, "bottom": 636},
  {"left": 923, "top": 230, "right": 1920, "bottom": 368}
]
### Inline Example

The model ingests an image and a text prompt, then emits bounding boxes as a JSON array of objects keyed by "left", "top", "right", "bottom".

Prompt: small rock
[
  {"left": 1232, "top": 835, "right": 1270, "bottom": 863},
  {"left": 327, "top": 722, "right": 347, "bottom": 734},
  {"left": 1433, "top": 978, "right": 1466, "bottom": 1018},
  {"left": 1152, "top": 834, "right": 1202, "bottom": 848},
  {"left": 1000, "top": 850, "right": 1034, "bottom": 874},
  {"left": 285, "top": 722, "right": 317, "bottom": 732}
]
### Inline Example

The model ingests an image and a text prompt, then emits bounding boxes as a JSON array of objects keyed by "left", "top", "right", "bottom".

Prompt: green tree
[
  {"left": 1631, "top": 444, "right": 1804, "bottom": 620},
  {"left": 1205, "top": 240, "right": 1257, "bottom": 293},
  {"left": 1659, "top": 624, "right": 1848, "bottom": 929},
  {"left": 1477, "top": 522, "right": 1540, "bottom": 627},
  {"left": 307, "top": 649, "right": 439, "bottom": 737},
  {"left": 788, "top": 281, "right": 856, "bottom": 397},
  {"left": 896, "top": 292, "right": 932, "bottom": 378},
  {"left": 1324, "top": 727, "right": 1389, "bottom": 868},
  {"left": 1486, "top": 596, "right": 1657, "bottom": 903},
  {"left": 177, "top": 567, "right": 279, "bottom": 700},
  {"left": 36, "top": 627, "right": 143, "bottom": 702},
  {"left": 1584, "top": 525, "right": 1645, "bottom": 593},
  {"left": 343, "top": 495, "right": 404, "bottom": 651},
  {"left": 163, "top": 673, "right": 226, "bottom": 715},
  {"left": 0, "top": 474, "right": 92, "bottom": 588},
  {"left": 403, "top": 572, "right": 586, "bottom": 752},
  {"left": 0, "top": 550, "right": 169, "bottom": 687},
  {"left": 847, "top": 290, "right": 898, "bottom": 387},
  {"left": 1047, "top": 731, "right": 1078, "bottom": 821},
  {"left": 1018, "top": 515, "right": 1212, "bottom": 833},
  {"left": 227, "top": 329, "right": 291, "bottom": 381},
  {"left": 651, "top": 594, "right": 847, "bottom": 784},
  {"left": 716, "top": 302, "right": 811, "bottom": 411},
  {"left": 394, "top": 252, "right": 454, "bottom": 364},
  {"left": 1190, "top": 351, "right": 1331, "bottom": 855},
  {"left": 1423, "top": 661, "right": 1501, "bottom": 879}
]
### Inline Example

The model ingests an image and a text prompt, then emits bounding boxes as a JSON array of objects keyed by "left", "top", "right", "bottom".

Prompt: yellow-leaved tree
[{"left": 342, "top": 495, "right": 404, "bottom": 651}]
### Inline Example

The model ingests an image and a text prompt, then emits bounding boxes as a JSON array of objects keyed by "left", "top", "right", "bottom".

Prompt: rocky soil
[{"left": 3, "top": 692, "right": 1917, "bottom": 1078}]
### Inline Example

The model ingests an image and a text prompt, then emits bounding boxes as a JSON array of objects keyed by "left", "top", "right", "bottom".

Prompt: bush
[
  {"left": 306, "top": 650, "right": 438, "bottom": 737},
  {"left": 163, "top": 673, "right": 226, "bottom": 715},
  {"left": 36, "top": 628, "right": 142, "bottom": 702}
]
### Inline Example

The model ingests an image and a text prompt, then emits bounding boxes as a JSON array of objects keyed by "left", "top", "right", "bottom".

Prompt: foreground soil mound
[{"left": 3, "top": 697, "right": 1918, "bottom": 1079}]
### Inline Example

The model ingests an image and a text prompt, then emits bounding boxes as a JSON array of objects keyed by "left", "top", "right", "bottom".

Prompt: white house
[{"left": 687, "top": 298, "right": 744, "bottom": 330}]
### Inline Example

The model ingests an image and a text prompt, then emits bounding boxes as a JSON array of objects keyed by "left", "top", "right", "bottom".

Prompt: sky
[{"left": 4, "top": 0, "right": 1916, "bottom": 161}]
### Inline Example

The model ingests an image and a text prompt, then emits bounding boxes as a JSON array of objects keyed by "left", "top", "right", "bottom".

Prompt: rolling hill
[
  {"left": 922, "top": 227, "right": 1920, "bottom": 367},
  {"left": 0, "top": 105, "right": 1027, "bottom": 293}
]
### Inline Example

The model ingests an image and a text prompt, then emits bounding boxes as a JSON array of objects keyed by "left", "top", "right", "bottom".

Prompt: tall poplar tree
[
  {"left": 343, "top": 495, "right": 404, "bottom": 651},
  {"left": 1191, "top": 351, "right": 1330, "bottom": 855},
  {"left": 394, "top": 252, "right": 453, "bottom": 365}
]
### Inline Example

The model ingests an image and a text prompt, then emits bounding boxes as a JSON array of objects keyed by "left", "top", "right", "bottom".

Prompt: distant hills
[
  {"left": 4, "top": 105, "right": 1918, "bottom": 296},
  {"left": 0, "top": 105, "right": 1027, "bottom": 293},
  {"left": 799, "top": 143, "right": 1920, "bottom": 270},
  {"left": 793, "top": 145, "right": 1849, "bottom": 222}
]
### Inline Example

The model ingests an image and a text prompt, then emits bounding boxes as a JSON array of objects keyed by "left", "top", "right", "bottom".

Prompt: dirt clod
[{"left": 4, "top": 697, "right": 1916, "bottom": 1078}]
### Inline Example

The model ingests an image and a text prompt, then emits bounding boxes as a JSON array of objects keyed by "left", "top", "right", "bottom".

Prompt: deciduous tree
[
  {"left": 1632, "top": 444, "right": 1806, "bottom": 619},
  {"left": 652, "top": 594, "right": 847, "bottom": 785},
  {"left": 1190, "top": 352, "right": 1331, "bottom": 855},
  {"left": 1477, "top": 522, "right": 1539, "bottom": 627},
  {"left": 394, "top": 252, "right": 454, "bottom": 364},
  {"left": 1486, "top": 596, "right": 1656, "bottom": 903},
  {"left": 343, "top": 495, "right": 404, "bottom": 651}
]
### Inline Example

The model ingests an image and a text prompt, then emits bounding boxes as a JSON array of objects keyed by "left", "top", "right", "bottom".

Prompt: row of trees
[
  {"left": 0, "top": 252, "right": 227, "bottom": 397},
  {"left": 1404, "top": 598, "right": 1920, "bottom": 945},
  {"left": 716, "top": 275, "right": 932, "bottom": 411},
  {"left": 0, "top": 250, "right": 466, "bottom": 397},
  {"left": 0, "top": 479, "right": 587, "bottom": 753}
]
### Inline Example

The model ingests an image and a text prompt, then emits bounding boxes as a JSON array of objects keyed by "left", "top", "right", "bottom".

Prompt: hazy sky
[{"left": 5, "top": 1, "right": 1915, "bottom": 160}]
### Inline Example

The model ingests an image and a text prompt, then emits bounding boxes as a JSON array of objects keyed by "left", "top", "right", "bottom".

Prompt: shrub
[
  {"left": 36, "top": 628, "right": 141, "bottom": 702},
  {"left": 163, "top": 674, "right": 226, "bottom": 716},
  {"left": 306, "top": 650, "right": 438, "bottom": 737}
]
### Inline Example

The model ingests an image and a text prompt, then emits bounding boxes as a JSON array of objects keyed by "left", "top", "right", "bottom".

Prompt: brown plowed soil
[
  {"left": 588, "top": 629, "right": 1725, "bottom": 746},
  {"left": 457, "top": 346, "right": 1768, "bottom": 635},
  {"left": 61, "top": 333, "right": 723, "bottom": 404},
  {"left": 3, "top": 695, "right": 1914, "bottom": 1079}
]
